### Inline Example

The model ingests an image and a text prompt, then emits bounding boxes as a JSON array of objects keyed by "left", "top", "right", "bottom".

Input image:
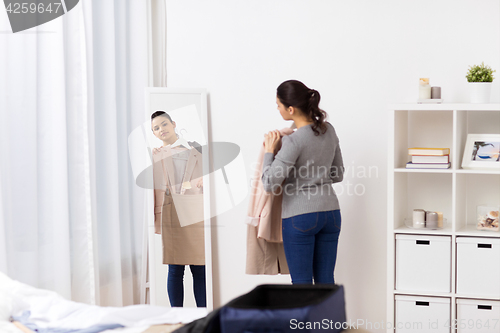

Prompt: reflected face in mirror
[{"left": 151, "top": 115, "right": 177, "bottom": 145}]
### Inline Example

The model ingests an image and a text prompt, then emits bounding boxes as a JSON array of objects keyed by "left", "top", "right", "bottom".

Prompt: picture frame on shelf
[{"left": 461, "top": 134, "right": 500, "bottom": 170}]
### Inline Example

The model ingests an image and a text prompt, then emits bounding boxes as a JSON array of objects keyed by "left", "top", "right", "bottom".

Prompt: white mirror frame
[{"left": 144, "top": 87, "right": 213, "bottom": 310}]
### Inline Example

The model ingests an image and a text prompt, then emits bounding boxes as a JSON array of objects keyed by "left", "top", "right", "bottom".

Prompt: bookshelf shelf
[
  {"left": 455, "top": 169, "right": 500, "bottom": 175},
  {"left": 394, "top": 168, "right": 453, "bottom": 173},
  {"left": 392, "top": 290, "right": 454, "bottom": 298},
  {"left": 391, "top": 103, "right": 500, "bottom": 111},
  {"left": 387, "top": 104, "right": 500, "bottom": 333},
  {"left": 393, "top": 225, "right": 453, "bottom": 235},
  {"left": 455, "top": 225, "right": 500, "bottom": 238}
]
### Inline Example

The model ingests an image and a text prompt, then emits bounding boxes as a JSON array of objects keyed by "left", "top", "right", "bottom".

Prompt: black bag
[{"left": 175, "top": 284, "right": 347, "bottom": 333}]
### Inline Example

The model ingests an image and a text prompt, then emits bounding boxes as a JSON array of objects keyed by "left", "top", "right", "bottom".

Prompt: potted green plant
[{"left": 466, "top": 62, "right": 496, "bottom": 103}]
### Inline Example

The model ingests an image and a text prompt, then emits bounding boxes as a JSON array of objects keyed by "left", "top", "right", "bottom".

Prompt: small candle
[
  {"left": 436, "top": 212, "right": 443, "bottom": 228},
  {"left": 419, "top": 78, "right": 431, "bottom": 99},
  {"left": 413, "top": 209, "right": 426, "bottom": 228},
  {"left": 426, "top": 211, "right": 438, "bottom": 229},
  {"left": 431, "top": 86, "right": 441, "bottom": 99}
]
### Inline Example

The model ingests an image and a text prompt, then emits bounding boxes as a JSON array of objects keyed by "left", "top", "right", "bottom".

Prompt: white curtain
[{"left": 0, "top": 0, "right": 148, "bottom": 306}]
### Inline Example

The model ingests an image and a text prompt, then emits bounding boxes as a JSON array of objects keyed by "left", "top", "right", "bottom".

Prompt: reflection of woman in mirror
[{"left": 151, "top": 111, "right": 206, "bottom": 307}]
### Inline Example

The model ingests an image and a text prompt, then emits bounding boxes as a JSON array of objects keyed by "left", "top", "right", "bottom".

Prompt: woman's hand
[{"left": 264, "top": 130, "right": 282, "bottom": 154}]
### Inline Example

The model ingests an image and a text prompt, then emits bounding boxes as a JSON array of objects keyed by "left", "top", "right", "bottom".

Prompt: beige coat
[
  {"left": 153, "top": 144, "right": 205, "bottom": 265},
  {"left": 245, "top": 125, "right": 295, "bottom": 275}
]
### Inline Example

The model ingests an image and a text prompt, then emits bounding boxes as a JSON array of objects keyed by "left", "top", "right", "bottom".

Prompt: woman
[
  {"left": 262, "top": 80, "right": 344, "bottom": 285},
  {"left": 151, "top": 111, "right": 206, "bottom": 307}
]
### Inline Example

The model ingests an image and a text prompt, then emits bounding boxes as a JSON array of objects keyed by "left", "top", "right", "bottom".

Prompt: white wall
[{"left": 164, "top": 0, "right": 500, "bottom": 331}]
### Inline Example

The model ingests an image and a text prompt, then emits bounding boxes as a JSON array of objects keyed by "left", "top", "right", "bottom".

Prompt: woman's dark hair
[
  {"left": 277, "top": 80, "right": 327, "bottom": 136},
  {"left": 151, "top": 110, "right": 173, "bottom": 122}
]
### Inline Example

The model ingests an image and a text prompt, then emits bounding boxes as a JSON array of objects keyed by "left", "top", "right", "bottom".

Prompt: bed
[{"left": 0, "top": 272, "right": 207, "bottom": 333}]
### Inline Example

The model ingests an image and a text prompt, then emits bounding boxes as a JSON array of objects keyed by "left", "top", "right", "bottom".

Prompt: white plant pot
[{"left": 469, "top": 82, "right": 492, "bottom": 103}]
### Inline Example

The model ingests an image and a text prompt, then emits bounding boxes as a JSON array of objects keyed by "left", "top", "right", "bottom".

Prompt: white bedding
[{"left": 0, "top": 272, "right": 207, "bottom": 332}]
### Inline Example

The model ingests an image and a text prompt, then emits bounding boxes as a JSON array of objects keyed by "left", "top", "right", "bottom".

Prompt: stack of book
[{"left": 406, "top": 148, "right": 451, "bottom": 169}]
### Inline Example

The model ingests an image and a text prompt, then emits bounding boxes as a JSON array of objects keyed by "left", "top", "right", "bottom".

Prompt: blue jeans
[
  {"left": 167, "top": 265, "right": 206, "bottom": 307},
  {"left": 282, "top": 210, "right": 341, "bottom": 284}
]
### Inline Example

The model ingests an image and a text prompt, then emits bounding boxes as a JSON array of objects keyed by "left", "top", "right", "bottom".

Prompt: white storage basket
[
  {"left": 456, "top": 237, "right": 500, "bottom": 298},
  {"left": 395, "top": 295, "right": 450, "bottom": 333},
  {"left": 456, "top": 299, "right": 500, "bottom": 333},
  {"left": 396, "top": 234, "right": 451, "bottom": 293}
]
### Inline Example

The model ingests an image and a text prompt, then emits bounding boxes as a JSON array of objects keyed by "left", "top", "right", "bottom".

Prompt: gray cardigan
[{"left": 261, "top": 121, "right": 344, "bottom": 219}]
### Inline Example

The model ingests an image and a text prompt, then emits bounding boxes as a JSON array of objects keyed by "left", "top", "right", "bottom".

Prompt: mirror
[{"left": 129, "top": 88, "right": 212, "bottom": 309}]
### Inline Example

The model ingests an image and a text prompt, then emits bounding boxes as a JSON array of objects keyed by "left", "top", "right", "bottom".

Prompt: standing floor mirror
[{"left": 131, "top": 88, "right": 212, "bottom": 309}]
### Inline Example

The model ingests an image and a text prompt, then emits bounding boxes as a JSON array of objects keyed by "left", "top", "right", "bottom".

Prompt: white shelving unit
[{"left": 387, "top": 104, "right": 500, "bottom": 333}]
